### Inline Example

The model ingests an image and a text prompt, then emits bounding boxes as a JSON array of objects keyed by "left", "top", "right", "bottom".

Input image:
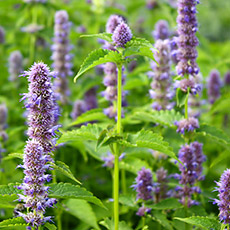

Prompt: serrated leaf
[
  {"left": 74, "top": 49, "right": 121, "bottom": 81},
  {"left": 49, "top": 183, "right": 105, "bottom": 208},
  {"left": 80, "top": 32, "right": 112, "bottom": 43},
  {"left": 44, "top": 223, "right": 57, "bottom": 230},
  {"left": 0, "top": 183, "right": 20, "bottom": 195},
  {"left": 210, "top": 150, "right": 229, "bottom": 168},
  {"left": 58, "top": 124, "right": 103, "bottom": 144},
  {"left": 124, "top": 130, "right": 178, "bottom": 160},
  {"left": 0, "top": 218, "right": 27, "bottom": 229},
  {"left": 0, "top": 195, "right": 18, "bottom": 208},
  {"left": 196, "top": 124, "right": 230, "bottom": 147},
  {"left": 3, "top": 153, "right": 23, "bottom": 161},
  {"left": 119, "top": 194, "right": 137, "bottom": 208},
  {"left": 133, "top": 109, "right": 184, "bottom": 127},
  {"left": 51, "top": 161, "right": 81, "bottom": 184},
  {"left": 174, "top": 216, "right": 221, "bottom": 230},
  {"left": 69, "top": 108, "right": 109, "bottom": 126},
  {"left": 123, "top": 46, "right": 155, "bottom": 61},
  {"left": 100, "top": 218, "right": 132, "bottom": 230},
  {"left": 64, "top": 199, "right": 99, "bottom": 229},
  {"left": 147, "top": 198, "right": 182, "bottom": 210},
  {"left": 152, "top": 210, "right": 174, "bottom": 230},
  {"left": 125, "top": 37, "right": 153, "bottom": 48},
  {"left": 176, "top": 88, "right": 188, "bottom": 107}
]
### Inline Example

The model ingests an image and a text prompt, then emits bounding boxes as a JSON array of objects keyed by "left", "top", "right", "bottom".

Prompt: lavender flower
[
  {"left": 18, "top": 62, "right": 59, "bottom": 229},
  {"left": 112, "top": 22, "right": 132, "bottom": 48},
  {"left": 71, "top": 100, "right": 87, "bottom": 120},
  {"left": 0, "top": 104, "right": 8, "bottom": 142},
  {"left": 84, "top": 87, "right": 98, "bottom": 110},
  {"left": 176, "top": 142, "right": 205, "bottom": 207},
  {"left": 136, "top": 206, "right": 151, "bottom": 216},
  {"left": 0, "top": 26, "right": 5, "bottom": 44},
  {"left": 101, "top": 152, "right": 125, "bottom": 168},
  {"left": 224, "top": 71, "right": 230, "bottom": 85},
  {"left": 170, "top": 36, "right": 179, "bottom": 64},
  {"left": 8, "top": 51, "right": 23, "bottom": 82},
  {"left": 106, "top": 15, "right": 123, "bottom": 34},
  {"left": 51, "top": 10, "right": 73, "bottom": 105},
  {"left": 214, "top": 169, "right": 230, "bottom": 224},
  {"left": 148, "top": 39, "right": 174, "bottom": 110},
  {"left": 132, "top": 167, "right": 154, "bottom": 201},
  {"left": 175, "top": 117, "right": 199, "bottom": 134},
  {"left": 176, "top": 0, "right": 199, "bottom": 76},
  {"left": 155, "top": 167, "right": 169, "bottom": 202},
  {"left": 175, "top": 77, "right": 201, "bottom": 95},
  {"left": 152, "top": 20, "right": 170, "bottom": 40},
  {"left": 207, "top": 69, "right": 222, "bottom": 104}
]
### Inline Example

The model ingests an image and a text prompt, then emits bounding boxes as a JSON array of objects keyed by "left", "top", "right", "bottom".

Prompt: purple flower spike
[
  {"left": 175, "top": 117, "right": 199, "bottom": 134},
  {"left": 52, "top": 10, "right": 72, "bottom": 105},
  {"left": 136, "top": 206, "right": 151, "bottom": 216},
  {"left": 149, "top": 39, "right": 174, "bottom": 110},
  {"left": 207, "top": 69, "right": 222, "bottom": 104},
  {"left": 132, "top": 167, "right": 154, "bottom": 201},
  {"left": 106, "top": 15, "right": 123, "bottom": 34},
  {"left": 8, "top": 51, "right": 23, "bottom": 82},
  {"left": 176, "top": 142, "right": 205, "bottom": 207},
  {"left": 176, "top": 0, "right": 199, "bottom": 76},
  {"left": 214, "top": 169, "right": 230, "bottom": 224},
  {"left": 71, "top": 100, "right": 87, "bottom": 120},
  {"left": 224, "top": 71, "right": 230, "bottom": 85},
  {"left": 18, "top": 62, "right": 60, "bottom": 229},
  {"left": 112, "top": 22, "right": 132, "bottom": 48},
  {"left": 0, "top": 26, "right": 5, "bottom": 44},
  {"left": 152, "top": 20, "right": 170, "bottom": 40}
]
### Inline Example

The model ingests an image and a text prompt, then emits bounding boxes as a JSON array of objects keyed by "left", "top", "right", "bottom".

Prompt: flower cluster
[
  {"left": 18, "top": 62, "right": 59, "bottom": 229},
  {"left": 132, "top": 167, "right": 154, "bottom": 201},
  {"left": 176, "top": 142, "right": 205, "bottom": 207},
  {"left": 174, "top": 77, "right": 201, "bottom": 95},
  {"left": 0, "top": 26, "right": 5, "bottom": 44},
  {"left": 8, "top": 50, "right": 23, "bottom": 82},
  {"left": 136, "top": 206, "right": 151, "bottom": 216},
  {"left": 101, "top": 152, "right": 125, "bottom": 168},
  {"left": 51, "top": 10, "right": 73, "bottom": 105},
  {"left": 214, "top": 169, "right": 230, "bottom": 224},
  {"left": 0, "top": 104, "right": 8, "bottom": 142},
  {"left": 152, "top": 20, "right": 170, "bottom": 40},
  {"left": 175, "top": 117, "right": 199, "bottom": 134},
  {"left": 224, "top": 71, "right": 230, "bottom": 85},
  {"left": 176, "top": 0, "right": 199, "bottom": 77},
  {"left": 148, "top": 39, "right": 174, "bottom": 110},
  {"left": 207, "top": 69, "right": 222, "bottom": 104}
]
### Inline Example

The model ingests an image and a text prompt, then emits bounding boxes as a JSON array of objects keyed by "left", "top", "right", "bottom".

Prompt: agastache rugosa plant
[
  {"left": 74, "top": 16, "right": 155, "bottom": 230},
  {"left": 51, "top": 10, "right": 73, "bottom": 105},
  {"left": 18, "top": 62, "right": 60, "bottom": 229}
]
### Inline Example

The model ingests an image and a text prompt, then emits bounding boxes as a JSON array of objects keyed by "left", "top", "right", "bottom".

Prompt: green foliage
[
  {"left": 174, "top": 216, "right": 221, "bottom": 230},
  {"left": 64, "top": 199, "right": 99, "bottom": 229},
  {"left": 3, "top": 153, "right": 23, "bottom": 161},
  {"left": 0, "top": 183, "right": 20, "bottom": 195},
  {"left": 147, "top": 198, "right": 183, "bottom": 210},
  {"left": 44, "top": 223, "right": 57, "bottom": 230},
  {"left": 0, "top": 195, "right": 17, "bottom": 209},
  {"left": 74, "top": 49, "right": 122, "bottom": 81},
  {"left": 0, "top": 218, "right": 27, "bottom": 229},
  {"left": 49, "top": 183, "right": 105, "bottom": 208},
  {"left": 100, "top": 218, "right": 132, "bottom": 230},
  {"left": 51, "top": 161, "right": 81, "bottom": 184},
  {"left": 69, "top": 108, "right": 109, "bottom": 126},
  {"left": 151, "top": 210, "right": 174, "bottom": 230},
  {"left": 176, "top": 88, "right": 189, "bottom": 108},
  {"left": 80, "top": 33, "right": 113, "bottom": 43}
]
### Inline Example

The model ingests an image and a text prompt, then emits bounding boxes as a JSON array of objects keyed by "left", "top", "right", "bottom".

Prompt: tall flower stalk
[{"left": 18, "top": 62, "right": 59, "bottom": 229}]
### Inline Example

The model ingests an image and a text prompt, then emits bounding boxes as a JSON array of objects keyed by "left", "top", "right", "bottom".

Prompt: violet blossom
[
  {"left": 152, "top": 20, "right": 170, "bottom": 41},
  {"left": 175, "top": 117, "right": 199, "bottom": 134},
  {"left": 18, "top": 62, "right": 59, "bottom": 229},
  {"left": 51, "top": 10, "right": 73, "bottom": 105},
  {"left": 8, "top": 50, "right": 23, "bottom": 82},
  {"left": 224, "top": 71, "right": 230, "bottom": 86}
]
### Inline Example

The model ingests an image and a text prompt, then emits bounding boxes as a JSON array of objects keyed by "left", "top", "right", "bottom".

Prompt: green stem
[
  {"left": 121, "top": 169, "right": 126, "bottom": 194},
  {"left": 57, "top": 211, "right": 62, "bottom": 230},
  {"left": 184, "top": 93, "right": 189, "bottom": 119},
  {"left": 113, "top": 64, "right": 123, "bottom": 230},
  {"left": 52, "top": 169, "right": 57, "bottom": 183}
]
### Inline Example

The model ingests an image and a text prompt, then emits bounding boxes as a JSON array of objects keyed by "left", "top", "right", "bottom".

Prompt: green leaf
[
  {"left": 125, "top": 37, "right": 153, "bottom": 48},
  {"left": 44, "top": 223, "right": 57, "bottom": 230},
  {"left": 58, "top": 123, "right": 103, "bottom": 144},
  {"left": 123, "top": 130, "right": 178, "bottom": 160},
  {"left": 174, "top": 216, "right": 221, "bottom": 230},
  {"left": 64, "top": 199, "right": 99, "bottom": 229},
  {"left": 196, "top": 124, "right": 230, "bottom": 147},
  {"left": 0, "top": 183, "right": 20, "bottom": 195},
  {"left": 147, "top": 198, "right": 182, "bottom": 210},
  {"left": 74, "top": 49, "right": 121, "bottom": 81},
  {"left": 80, "top": 32, "right": 112, "bottom": 43},
  {"left": 0, "top": 218, "right": 27, "bottom": 229},
  {"left": 119, "top": 194, "right": 137, "bottom": 208},
  {"left": 69, "top": 108, "right": 109, "bottom": 126},
  {"left": 210, "top": 150, "right": 229, "bottom": 168},
  {"left": 133, "top": 109, "right": 184, "bottom": 127},
  {"left": 3, "top": 153, "right": 23, "bottom": 161},
  {"left": 176, "top": 88, "right": 188, "bottom": 107},
  {"left": 0, "top": 195, "right": 18, "bottom": 208},
  {"left": 49, "top": 183, "right": 105, "bottom": 208},
  {"left": 51, "top": 161, "right": 81, "bottom": 184},
  {"left": 152, "top": 210, "right": 174, "bottom": 230},
  {"left": 100, "top": 218, "right": 132, "bottom": 230}
]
